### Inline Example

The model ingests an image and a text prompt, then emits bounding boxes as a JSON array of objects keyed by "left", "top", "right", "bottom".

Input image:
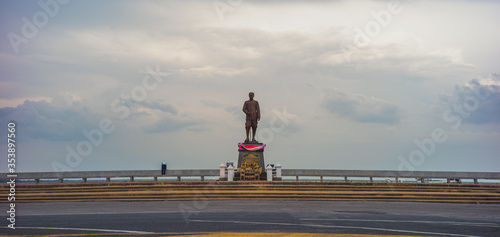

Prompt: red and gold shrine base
[{"left": 236, "top": 143, "right": 266, "bottom": 180}]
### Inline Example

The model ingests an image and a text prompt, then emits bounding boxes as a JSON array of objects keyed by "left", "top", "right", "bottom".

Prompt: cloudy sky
[{"left": 1, "top": 0, "right": 499, "bottom": 173}]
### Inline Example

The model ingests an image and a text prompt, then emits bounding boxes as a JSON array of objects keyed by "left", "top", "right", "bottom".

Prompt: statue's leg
[
  {"left": 245, "top": 119, "right": 251, "bottom": 142},
  {"left": 252, "top": 126, "right": 257, "bottom": 141},
  {"left": 245, "top": 126, "right": 250, "bottom": 141}
]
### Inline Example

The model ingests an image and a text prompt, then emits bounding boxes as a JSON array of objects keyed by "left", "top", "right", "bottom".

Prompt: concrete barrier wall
[{"left": 1, "top": 169, "right": 499, "bottom": 181}]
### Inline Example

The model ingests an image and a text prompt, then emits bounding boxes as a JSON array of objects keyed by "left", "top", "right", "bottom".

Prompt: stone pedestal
[
  {"left": 237, "top": 143, "right": 265, "bottom": 168},
  {"left": 237, "top": 142, "right": 267, "bottom": 180}
]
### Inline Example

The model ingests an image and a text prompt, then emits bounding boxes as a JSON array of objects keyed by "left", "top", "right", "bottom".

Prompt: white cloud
[
  {"left": 322, "top": 88, "right": 401, "bottom": 125},
  {"left": 143, "top": 114, "right": 202, "bottom": 133},
  {"left": 140, "top": 100, "right": 178, "bottom": 115},
  {"left": 1, "top": 0, "right": 499, "bottom": 172},
  {"left": 441, "top": 74, "right": 500, "bottom": 124},
  {"left": 0, "top": 99, "right": 97, "bottom": 142}
]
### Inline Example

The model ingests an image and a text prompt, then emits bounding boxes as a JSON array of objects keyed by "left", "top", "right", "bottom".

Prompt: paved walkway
[{"left": 2, "top": 201, "right": 499, "bottom": 236}]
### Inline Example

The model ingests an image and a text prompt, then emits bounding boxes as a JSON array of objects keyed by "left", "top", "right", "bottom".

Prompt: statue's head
[{"left": 249, "top": 92, "right": 254, "bottom": 100}]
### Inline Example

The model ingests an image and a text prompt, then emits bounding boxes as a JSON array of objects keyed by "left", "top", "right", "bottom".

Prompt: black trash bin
[{"left": 161, "top": 162, "right": 167, "bottom": 175}]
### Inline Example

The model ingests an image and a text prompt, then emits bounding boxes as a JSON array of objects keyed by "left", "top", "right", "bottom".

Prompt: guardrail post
[
  {"left": 82, "top": 178, "right": 87, "bottom": 183},
  {"left": 320, "top": 176, "right": 323, "bottom": 182},
  {"left": 266, "top": 165, "right": 273, "bottom": 181},
  {"left": 447, "top": 178, "right": 450, "bottom": 183},
  {"left": 296, "top": 176, "right": 299, "bottom": 181},
  {"left": 154, "top": 176, "right": 158, "bottom": 182},
  {"left": 219, "top": 163, "right": 226, "bottom": 179},
  {"left": 276, "top": 163, "right": 282, "bottom": 178},
  {"left": 59, "top": 178, "right": 63, "bottom": 183},
  {"left": 395, "top": 177, "right": 399, "bottom": 183},
  {"left": 177, "top": 176, "right": 181, "bottom": 181},
  {"left": 201, "top": 176, "right": 204, "bottom": 181},
  {"left": 421, "top": 178, "right": 425, "bottom": 183},
  {"left": 106, "top": 177, "right": 110, "bottom": 182},
  {"left": 130, "top": 177, "right": 134, "bottom": 182},
  {"left": 474, "top": 179, "right": 478, "bottom": 184},
  {"left": 228, "top": 165, "right": 234, "bottom": 181},
  {"left": 35, "top": 179, "right": 40, "bottom": 183},
  {"left": 370, "top": 177, "right": 373, "bottom": 183},
  {"left": 344, "top": 177, "right": 348, "bottom": 182}
]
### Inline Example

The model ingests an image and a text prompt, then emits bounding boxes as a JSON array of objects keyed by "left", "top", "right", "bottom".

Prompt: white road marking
[
  {"left": 0, "top": 226, "right": 152, "bottom": 233},
  {"left": 191, "top": 219, "right": 481, "bottom": 237},
  {"left": 301, "top": 218, "right": 500, "bottom": 227},
  {"left": 18, "top": 210, "right": 181, "bottom": 216}
]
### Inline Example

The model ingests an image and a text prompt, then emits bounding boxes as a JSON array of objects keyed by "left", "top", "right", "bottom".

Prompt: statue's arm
[
  {"left": 242, "top": 101, "right": 249, "bottom": 114},
  {"left": 256, "top": 101, "right": 260, "bottom": 120}
]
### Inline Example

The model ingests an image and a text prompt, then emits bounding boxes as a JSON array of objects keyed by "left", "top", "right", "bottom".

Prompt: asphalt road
[{"left": 1, "top": 201, "right": 500, "bottom": 236}]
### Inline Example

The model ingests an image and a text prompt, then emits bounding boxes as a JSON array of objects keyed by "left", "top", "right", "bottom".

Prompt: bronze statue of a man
[{"left": 242, "top": 92, "right": 260, "bottom": 143}]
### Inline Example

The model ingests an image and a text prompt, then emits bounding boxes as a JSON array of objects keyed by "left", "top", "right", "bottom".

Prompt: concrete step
[
  {"left": 11, "top": 191, "right": 500, "bottom": 202},
  {"left": 13, "top": 195, "right": 500, "bottom": 204},
  {"left": 8, "top": 191, "right": 500, "bottom": 201},
  {"left": 7, "top": 181, "right": 499, "bottom": 190},
  {"left": 3, "top": 181, "right": 500, "bottom": 203},
  {"left": 7, "top": 181, "right": 499, "bottom": 186},
  {"left": 17, "top": 186, "right": 499, "bottom": 193}
]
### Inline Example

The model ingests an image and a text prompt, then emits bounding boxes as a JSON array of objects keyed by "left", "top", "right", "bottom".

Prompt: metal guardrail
[
  {"left": 1, "top": 169, "right": 499, "bottom": 183},
  {"left": 1, "top": 170, "right": 219, "bottom": 183},
  {"left": 281, "top": 169, "right": 500, "bottom": 184}
]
